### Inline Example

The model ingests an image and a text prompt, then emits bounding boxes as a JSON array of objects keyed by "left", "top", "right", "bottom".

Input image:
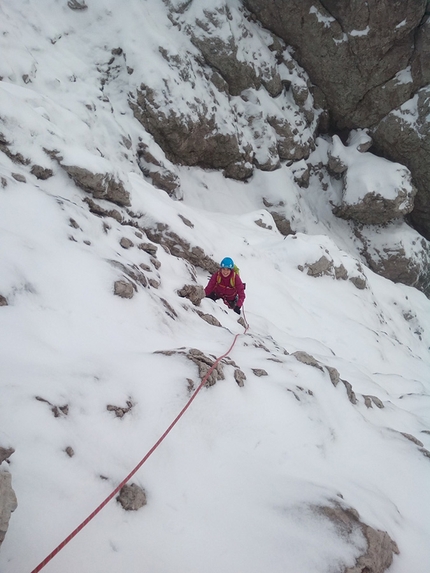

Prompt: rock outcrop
[
  {"left": 0, "top": 472, "right": 17, "bottom": 549},
  {"left": 373, "top": 85, "right": 430, "bottom": 241},
  {"left": 244, "top": 0, "right": 429, "bottom": 129},
  {"left": 129, "top": 3, "right": 319, "bottom": 180},
  {"left": 0, "top": 447, "right": 17, "bottom": 550}
]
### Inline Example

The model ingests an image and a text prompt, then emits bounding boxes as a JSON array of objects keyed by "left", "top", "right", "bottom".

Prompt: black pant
[{"left": 206, "top": 293, "right": 238, "bottom": 308}]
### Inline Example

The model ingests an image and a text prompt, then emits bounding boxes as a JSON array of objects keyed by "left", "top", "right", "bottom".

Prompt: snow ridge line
[{"left": 30, "top": 311, "right": 249, "bottom": 573}]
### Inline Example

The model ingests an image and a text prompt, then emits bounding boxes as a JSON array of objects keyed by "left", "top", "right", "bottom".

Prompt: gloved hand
[{"left": 234, "top": 305, "right": 241, "bottom": 315}]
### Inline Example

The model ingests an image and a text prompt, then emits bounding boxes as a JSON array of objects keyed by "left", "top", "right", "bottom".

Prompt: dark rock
[
  {"left": 361, "top": 239, "right": 430, "bottom": 297},
  {"left": 61, "top": 164, "right": 130, "bottom": 207},
  {"left": 137, "top": 143, "right": 181, "bottom": 197},
  {"left": 120, "top": 237, "right": 134, "bottom": 249},
  {"left": 177, "top": 284, "right": 205, "bottom": 305},
  {"left": 270, "top": 212, "right": 294, "bottom": 236},
  {"left": 107, "top": 400, "right": 134, "bottom": 418},
  {"left": 117, "top": 483, "right": 147, "bottom": 511},
  {"left": 83, "top": 197, "right": 123, "bottom": 222},
  {"left": 0, "top": 448, "right": 14, "bottom": 464},
  {"left": 130, "top": 85, "right": 251, "bottom": 180},
  {"left": 113, "top": 280, "right": 135, "bottom": 299},
  {"left": 234, "top": 368, "right": 246, "bottom": 387},
  {"left": 30, "top": 165, "right": 53, "bottom": 180},
  {"left": 244, "top": 0, "right": 427, "bottom": 129},
  {"left": 316, "top": 503, "right": 399, "bottom": 573},
  {"left": 373, "top": 86, "right": 430, "bottom": 241},
  {"left": 68, "top": 0, "right": 88, "bottom": 10},
  {"left": 252, "top": 368, "right": 268, "bottom": 377},
  {"left": 0, "top": 472, "right": 17, "bottom": 549},
  {"left": 195, "top": 311, "right": 222, "bottom": 327},
  {"left": 12, "top": 173, "right": 26, "bottom": 183}
]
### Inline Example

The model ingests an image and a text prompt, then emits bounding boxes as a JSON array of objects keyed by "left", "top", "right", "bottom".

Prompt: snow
[
  {"left": 395, "top": 66, "right": 413, "bottom": 86},
  {"left": 349, "top": 26, "right": 370, "bottom": 37},
  {"left": 309, "top": 6, "right": 335, "bottom": 28},
  {"left": 1, "top": 2, "right": 430, "bottom": 573}
]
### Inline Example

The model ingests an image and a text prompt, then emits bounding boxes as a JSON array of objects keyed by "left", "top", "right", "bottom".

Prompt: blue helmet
[{"left": 220, "top": 257, "right": 234, "bottom": 269}]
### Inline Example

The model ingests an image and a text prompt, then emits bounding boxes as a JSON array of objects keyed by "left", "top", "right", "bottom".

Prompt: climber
[{"left": 205, "top": 257, "right": 245, "bottom": 315}]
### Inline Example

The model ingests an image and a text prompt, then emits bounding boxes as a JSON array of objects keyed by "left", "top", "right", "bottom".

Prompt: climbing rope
[{"left": 31, "top": 310, "right": 249, "bottom": 573}]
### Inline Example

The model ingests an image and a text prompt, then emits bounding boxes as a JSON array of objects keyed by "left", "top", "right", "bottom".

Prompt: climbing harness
[{"left": 30, "top": 309, "right": 249, "bottom": 573}]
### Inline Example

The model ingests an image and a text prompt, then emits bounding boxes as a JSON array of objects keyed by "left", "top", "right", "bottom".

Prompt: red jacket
[{"left": 205, "top": 270, "right": 245, "bottom": 307}]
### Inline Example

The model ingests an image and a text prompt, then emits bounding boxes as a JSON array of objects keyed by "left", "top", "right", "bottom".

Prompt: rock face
[
  {"left": 0, "top": 471, "right": 17, "bottom": 549},
  {"left": 243, "top": 0, "right": 430, "bottom": 244},
  {"left": 243, "top": 0, "right": 429, "bottom": 129},
  {"left": 373, "top": 85, "right": 430, "bottom": 240},
  {"left": 129, "top": 3, "right": 319, "bottom": 180}
]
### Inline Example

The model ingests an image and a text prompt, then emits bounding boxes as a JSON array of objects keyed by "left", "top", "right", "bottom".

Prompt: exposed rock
[
  {"left": 333, "top": 179, "right": 417, "bottom": 225},
  {"left": 120, "top": 237, "right": 134, "bottom": 249},
  {"left": 178, "top": 214, "right": 194, "bottom": 228},
  {"left": 83, "top": 197, "right": 123, "bottom": 222},
  {"left": 117, "top": 483, "right": 147, "bottom": 511},
  {"left": 137, "top": 142, "right": 181, "bottom": 197},
  {"left": 0, "top": 295, "right": 8, "bottom": 306},
  {"left": 291, "top": 160, "right": 310, "bottom": 188},
  {"left": 270, "top": 212, "right": 294, "bottom": 236},
  {"left": 65, "top": 446, "right": 75, "bottom": 458},
  {"left": 156, "top": 347, "right": 225, "bottom": 387},
  {"left": 68, "top": 0, "right": 88, "bottom": 10},
  {"left": 0, "top": 448, "right": 14, "bottom": 465},
  {"left": 195, "top": 310, "right": 222, "bottom": 327},
  {"left": 254, "top": 218, "right": 272, "bottom": 230},
  {"left": 35, "top": 396, "right": 69, "bottom": 417},
  {"left": 60, "top": 163, "right": 130, "bottom": 207},
  {"left": 0, "top": 471, "right": 17, "bottom": 549},
  {"left": 304, "top": 255, "right": 333, "bottom": 278},
  {"left": 234, "top": 368, "right": 246, "bottom": 387},
  {"left": 299, "top": 253, "right": 368, "bottom": 291},
  {"left": 244, "top": 0, "right": 428, "bottom": 129},
  {"left": 358, "top": 229, "right": 430, "bottom": 297},
  {"left": 113, "top": 280, "right": 135, "bottom": 299},
  {"left": 325, "top": 366, "right": 341, "bottom": 387},
  {"left": 12, "top": 173, "right": 26, "bottom": 183},
  {"left": 373, "top": 86, "right": 430, "bottom": 241},
  {"left": 187, "top": 348, "right": 225, "bottom": 387},
  {"left": 363, "top": 395, "right": 385, "bottom": 409},
  {"left": 160, "top": 297, "right": 177, "bottom": 318},
  {"left": 0, "top": 136, "right": 29, "bottom": 165},
  {"left": 107, "top": 400, "right": 134, "bottom": 418},
  {"left": 144, "top": 224, "right": 218, "bottom": 274},
  {"left": 190, "top": 8, "right": 264, "bottom": 97},
  {"left": 292, "top": 351, "right": 324, "bottom": 371},
  {"left": 30, "top": 165, "right": 53, "bottom": 180},
  {"left": 130, "top": 85, "right": 252, "bottom": 181},
  {"left": 349, "top": 275, "right": 367, "bottom": 290},
  {"left": 316, "top": 502, "right": 399, "bottom": 573},
  {"left": 137, "top": 242, "right": 158, "bottom": 256},
  {"left": 400, "top": 432, "right": 424, "bottom": 447},
  {"left": 267, "top": 116, "right": 314, "bottom": 162},
  {"left": 109, "top": 260, "right": 148, "bottom": 289},
  {"left": 342, "top": 379, "right": 358, "bottom": 405},
  {"left": 177, "top": 284, "right": 205, "bottom": 306},
  {"left": 252, "top": 368, "right": 268, "bottom": 377}
]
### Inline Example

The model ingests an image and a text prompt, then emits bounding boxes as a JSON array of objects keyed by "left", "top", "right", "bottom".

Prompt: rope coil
[{"left": 31, "top": 310, "right": 249, "bottom": 572}]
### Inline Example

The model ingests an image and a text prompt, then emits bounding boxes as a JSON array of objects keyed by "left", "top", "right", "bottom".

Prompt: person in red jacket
[{"left": 205, "top": 257, "right": 245, "bottom": 314}]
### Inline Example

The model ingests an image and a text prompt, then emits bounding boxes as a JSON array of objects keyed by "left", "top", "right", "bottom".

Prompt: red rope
[{"left": 31, "top": 314, "right": 249, "bottom": 573}]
